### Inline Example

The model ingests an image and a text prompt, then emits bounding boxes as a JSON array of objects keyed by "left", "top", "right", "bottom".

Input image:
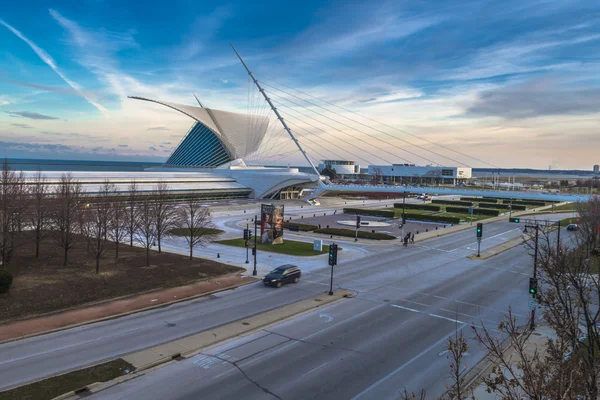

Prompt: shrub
[
  {"left": 473, "top": 208, "right": 500, "bottom": 216},
  {"left": 460, "top": 197, "right": 482, "bottom": 202},
  {"left": 445, "top": 206, "right": 470, "bottom": 214},
  {"left": 501, "top": 199, "right": 546, "bottom": 206},
  {"left": 403, "top": 212, "right": 460, "bottom": 224},
  {"left": 0, "top": 270, "right": 13, "bottom": 294},
  {"left": 343, "top": 208, "right": 395, "bottom": 218},
  {"left": 393, "top": 203, "right": 441, "bottom": 212},
  {"left": 314, "top": 228, "right": 396, "bottom": 240},
  {"left": 283, "top": 221, "right": 318, "bottom": 231},
  {"left": 432, "top": 199, "right": 473, "bottom": 206},
  {"left": 477, "top": 202, "right": 510, "bottom": 209}
]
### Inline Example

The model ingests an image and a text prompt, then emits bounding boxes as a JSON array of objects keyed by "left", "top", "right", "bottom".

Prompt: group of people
[{"left": 403, "top": 232, "right": 415, "bottom": 246}]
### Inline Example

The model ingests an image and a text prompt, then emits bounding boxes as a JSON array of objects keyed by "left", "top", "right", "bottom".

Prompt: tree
[
  {"left": 135, "top": 197, "right": 156, "bottom": 267},
  {"left": 0, "top": 161, "right": 21, "bottom": 267},
  {"left": 108, "top": 187, "right": 127, "bottom": 259},
  {"left": 81, "top": 181, "right": 112, "bottom": 274},
  {"left": 52, "top": 173, "right": 83, "bottom": 266},
  {"left": 175, "top": 199, "right": 215, "bottom": 260},
  {"left": 154, "top": 182, "right": 176, "bottom": 253},
  {"left": 320, "top": 166, "right": 337, "bottom": 180},
  {"left": 30, "top": 169, "right": 49, "bottom": 258},
  {"left": 125, "top": 181, "right": 139, "bottom": 247}
]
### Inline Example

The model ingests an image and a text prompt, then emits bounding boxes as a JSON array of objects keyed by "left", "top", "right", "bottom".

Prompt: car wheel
[
  {"left": 293, "top": 277, "right": 300, "bottom": 283},
  {"left": 276, "top": 281, "right": 282, "bottom": 288}
]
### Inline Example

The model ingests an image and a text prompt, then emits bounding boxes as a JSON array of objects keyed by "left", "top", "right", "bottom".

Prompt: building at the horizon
[
  {"left": 317, "top": 160, "right": 361, "bottom": 179},
  {"left": 594, "top": 164, "right": 599, "bottom": 174},
  {"left": 368, "top": 164, "right": 472, "bottom": 185}
]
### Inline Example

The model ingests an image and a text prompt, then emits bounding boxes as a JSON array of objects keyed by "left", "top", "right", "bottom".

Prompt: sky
[{"left": 0, "top": 0, "right": 599, "bottom": 169}]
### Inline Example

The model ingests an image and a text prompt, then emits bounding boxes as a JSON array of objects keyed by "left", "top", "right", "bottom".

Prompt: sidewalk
[{"left": 0, "top": 274, "right": 255, "bottom": 343}]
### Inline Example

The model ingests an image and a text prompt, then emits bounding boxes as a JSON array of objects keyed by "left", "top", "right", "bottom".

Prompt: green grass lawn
[
  {"left": 549, "top": 202, "right": 583, "bottom": 212},
  {"left": 0, "top": 359, "right": 134, "bottom": 400},
  {"left": 169, "top": 227, "right": 225, "bottom": 236},
  {"left": 216, "top": 238, "right": 329, "bottom": 256}
]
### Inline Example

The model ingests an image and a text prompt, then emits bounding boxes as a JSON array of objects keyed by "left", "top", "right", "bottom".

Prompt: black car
[
  {"left": 263, "top": 265, "right": 301, "bottom": 288},
  {"left": 567, "top": 224, "right": 579, "bottom": 231}
]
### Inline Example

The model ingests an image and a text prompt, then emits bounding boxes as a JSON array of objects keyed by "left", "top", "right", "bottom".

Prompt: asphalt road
[{"left": 0, "top": 211, "right": 572, "bottom": 396}]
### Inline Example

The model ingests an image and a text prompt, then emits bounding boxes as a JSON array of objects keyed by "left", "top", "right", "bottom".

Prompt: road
[{"left": 0, "top": 212, "right": 572, "bottom": 397}]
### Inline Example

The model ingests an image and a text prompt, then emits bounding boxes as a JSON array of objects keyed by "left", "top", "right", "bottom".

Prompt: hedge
[
  {"left": 0, "top": 270, "right": 13, "bottom": 294},
  {"left": 445, "top": 206, "right": 470, "bottom": 214},
  {"left": 283, "top": 221, "right": 318, "bottom": 231},
  {"left": 432, "top": 199, "right": 473, "bottom": 206},
  {"left": 403, "top": 212, "right": 460, "bottom": 225},
  {"left": 501, "top": 199, "right": 546, "bottom": 206},
  {"left": 393, "top": 203, "right": 441, "bottom": 212},
  {"left": 343, "top": 208, "right": 395, "bottom": 218},
  {"left": 477, "top": 202, "right": 510, "bottom": 210},
  {"left": 473, "top": 208, "right": 500, "bottom": 216},
  {"left": 314, "top": 228, "right": 396, "bottom": 240},
  {"left": 460, "top": 197, "right": 482, "bottom": 202}
]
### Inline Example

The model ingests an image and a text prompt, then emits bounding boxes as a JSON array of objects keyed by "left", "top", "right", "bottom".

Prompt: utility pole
[
  {"left": 355, "top": 215, "right": 360, "bottom": 242},
  {"left": 556, "top": 219, "right": 561, "bottom": 254},
  {"left": 523, "top": 222, "right": 541, "bottom": 330},
  {"left": 253, "top": 214, "right": 258, "bottom": 276},
  {"left": 245, "top": 223, "right": 249, "bottom": 264}
]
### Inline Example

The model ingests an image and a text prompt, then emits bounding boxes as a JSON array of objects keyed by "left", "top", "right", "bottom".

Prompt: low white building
[
  {"left": 368, "top": 164, "right": 472, "bottom": 185},
  {"left": 318, "top": 160, "right": 361, "bottom": 178}
]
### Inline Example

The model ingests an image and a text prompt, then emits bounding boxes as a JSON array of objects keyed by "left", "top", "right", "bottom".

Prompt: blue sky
[{"left": 1, "top": 0, "right": 599, "bottom": 168}]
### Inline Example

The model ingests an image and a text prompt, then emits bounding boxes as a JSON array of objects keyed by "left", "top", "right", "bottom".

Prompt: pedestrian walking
[
  {"left": 403, "top": 235, "right": 409, "bottom": 247},
  {"left": 410, "top": 233, "right": 415, "bottom": 244}
]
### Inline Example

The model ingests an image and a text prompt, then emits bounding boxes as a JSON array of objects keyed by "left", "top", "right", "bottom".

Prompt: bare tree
[
  {"left": 135, "top": 197, "right": 156, "bottom": 267},
  {"left": 446, "top": 327, "right": 470, "bottom": 399},
  {"left": 108, "top": 188, "right": 127, "bottom": 259},
  {"left": 175, "top": 199, "right": 215, "bottom": 260},
  {"left": 81, "top": 181, "right": 112, "bottom": 274},
  {"left": 52, "top": 173, "right": 83, "bottom": 266},
  {"left": 0, "top": 161, "right": 20, "bottom": 267},
  {"left": 30, "top": 169, "right": 49, "bottom": 258},
  {"left": 154, "top": 182, "right": 176, "bottom": 253},
  {"left": 125, "top": 181, "right": 139, "bottom": 247}
]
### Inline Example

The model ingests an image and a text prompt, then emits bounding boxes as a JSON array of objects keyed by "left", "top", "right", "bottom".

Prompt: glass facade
[{"left": 165, "top": 122, "right": 232, "bottom": 167}]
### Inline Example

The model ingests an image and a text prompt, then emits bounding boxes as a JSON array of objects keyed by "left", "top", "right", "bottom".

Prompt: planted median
[{"left": 216, "top": 238, "right": 329, "bottom": 256}]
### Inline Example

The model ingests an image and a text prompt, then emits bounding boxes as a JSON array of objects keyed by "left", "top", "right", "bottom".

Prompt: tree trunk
[
  {"left": 157, "top": 233, "right": 162, "bottom": 253},
  {"left": 146, "top": 247, "right": 150, "bottom": 266},
  {"left": 63, "top": 246, "right": 68, "bottom": 266},
  {"left": 96, "top": 254, "right": 100, "bottom": 274},
  {"left": 35, "top": 230, "right": 40, "bottom": 258},
  {"left": 189, "top": 243, "right": 193, "bottom": 260},
  {"left": 129, "top": 230, "right": 133, "bottom": 247},
  {"left": 115, "top": 241, "right": 119, "bottom": 259}
]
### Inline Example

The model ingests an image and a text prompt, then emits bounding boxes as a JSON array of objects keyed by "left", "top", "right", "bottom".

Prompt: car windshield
[{"left": 270, "top": 267, "right": 286, "bottom": 274}]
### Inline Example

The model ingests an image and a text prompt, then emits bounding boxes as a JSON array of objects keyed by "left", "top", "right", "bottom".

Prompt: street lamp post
[
  {"left": 524, "top": 223, "right": 541, "bottom": 330},
  {"left": 253, "top": 215, "right": 258, "bottom": 276},
  {"left": 245, "top": 223, "right": 249, "bottom": 264}
]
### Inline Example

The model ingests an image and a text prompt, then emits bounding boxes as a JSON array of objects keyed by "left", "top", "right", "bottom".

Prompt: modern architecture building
[
  {"left": 125, "top": 96, "right": 319, "bottom": 199},
  {"left": 594, "top": 164, "right": 599, "bottom": 174},
  {"left": 368, "top": 164, "right": 472, "bottom": 185},
  {"left": 317, "top": 160, "right": 361, "bottom": 179}
]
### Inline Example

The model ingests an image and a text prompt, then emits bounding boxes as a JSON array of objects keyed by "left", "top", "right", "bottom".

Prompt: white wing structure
[{"left": 129, "top": 96, "right": 269, "bottom": 166}]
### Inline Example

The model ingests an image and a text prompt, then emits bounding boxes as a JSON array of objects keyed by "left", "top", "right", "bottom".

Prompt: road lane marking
[
  {"left": 302, "top": 361, "right": 330, "bottom": 377},
  {"left": 390, "top": 304, "right": 464, "bottom": 325},
  {"left": 319, "top": 313, "right": 334, "bottom": 323},
  {"left": 451, "top": 228, "right": 521, "bottom": 252},
  {"left": 350, "top": 324, "right": 467, "bottom": 400},
  {"left": 417, "top": 292, "right": 525, "bottom": 318},
  {"left": 212, "top": 302, "right": 383, "bottom": 380}
]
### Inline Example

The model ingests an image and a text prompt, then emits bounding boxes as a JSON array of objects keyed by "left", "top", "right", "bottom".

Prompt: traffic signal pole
[
  {"left": 530, "top": 226, "right": 539, "bottom": 330},
  {"left": 245, "top": 223, "right": 249, "bottom": 264},
  {"left": 253, "top": 215, "right": 258, "bottom": 276}
]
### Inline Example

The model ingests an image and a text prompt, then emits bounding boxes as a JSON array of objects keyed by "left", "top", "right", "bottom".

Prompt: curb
[
  {"left": 0, "top": 277, "right": 258, "bottom": 346},
  {"left": 467, "top": 236, "right": 527, "bottom": 260},
  {"left": 52, "top": 290, "right": 352, "bottom": 400}
]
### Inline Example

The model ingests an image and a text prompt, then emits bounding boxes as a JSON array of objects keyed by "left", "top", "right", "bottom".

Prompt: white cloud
[{"left": 0, "top": 18, "right": 109, "bottom": 116}]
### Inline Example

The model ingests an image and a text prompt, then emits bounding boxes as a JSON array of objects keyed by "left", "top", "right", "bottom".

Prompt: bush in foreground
[
  {"left": 343, "top": 208, "right": 395, "bottom": 218},
  {"left": 0, "top": 270, "right": 13, "bottom": 293}
]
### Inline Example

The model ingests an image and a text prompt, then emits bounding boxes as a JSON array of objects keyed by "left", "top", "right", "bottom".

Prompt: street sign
[
  {"left": 528, "top": 298, "right": 537, "bottom": 310},
  {"left": 468, "top": 206, "right": 473, "bottom": 214}
]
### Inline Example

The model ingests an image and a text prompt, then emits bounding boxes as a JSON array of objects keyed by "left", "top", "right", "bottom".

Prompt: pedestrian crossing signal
[
  {"left": 476, "top": 223, "right": 483, "bottom": 238},
  {"left": 509, "top": 218, "right": 520, "bottom": 223}
]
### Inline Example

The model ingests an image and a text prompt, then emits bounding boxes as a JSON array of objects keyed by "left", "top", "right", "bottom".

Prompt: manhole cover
[
  {"left": 242, "top": 322, "right": 250, "bottom": 326},
  {"left": 166, "top": 322, "right": 176, "bottom": 327}
]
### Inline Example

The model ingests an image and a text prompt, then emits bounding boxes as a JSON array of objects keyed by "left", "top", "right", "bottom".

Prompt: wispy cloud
[
  {"left": 10, "top": 123, "right": 32, "bottom": 128},
  {"left": 118, "top": 144, "right": 128, "bottom": 147},
  {"left": 0, "top": 18, "right": 109, "bottom": 116},
  {"left": 147, "top": 126, "right": 170, "bottom": 131},
  {"left": 148, "top": 146, "right": 157, "bottom": 151},
  {"left": 4, "top": 111, "right": 58, "bottom": 120}
]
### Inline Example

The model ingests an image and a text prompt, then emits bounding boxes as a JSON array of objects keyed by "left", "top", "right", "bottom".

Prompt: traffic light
[
  {"left": 252, "top": 247, "right": 256, "bottom": 256},
  {"left": 402, "top": 215, "right": 406, "bottom": 225},
  {"left": 356, "top": 216, "right": 361, "bottom": 228},
  {"left": 243, "top": 229, "right": 249, "bottom": 240},
  {"left": 529, "top": 277, "right": 538, "bottom": 295},
  {"left": 476, "top": 223, "right": 483, "bottom": 238},
  {"left": 248, "top": 230, "right": 252, "bottom": 240},
  {"left": 244, "top": 241, "right": 249, "bottom": 247},
  {"left": 328, "top": 244, "right": 338, "bottom": 266},
  {"left": 509, "top": 217, "right": 520, "bottom": 223}
]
